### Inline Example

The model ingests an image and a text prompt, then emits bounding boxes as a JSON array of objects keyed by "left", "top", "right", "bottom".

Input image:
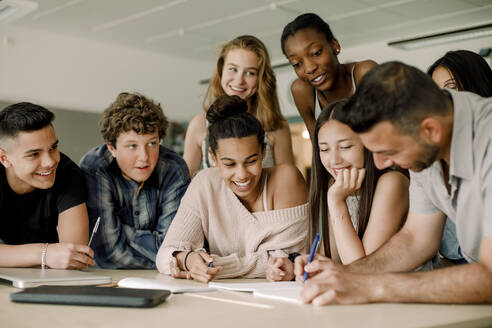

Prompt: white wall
[
  {"left": 339, "top": 36, "right": 492, "bottom": 71},
  {"left": 1, "top": 24, "right": 491, "bottom": 122},
  {"left": 0, "top": 26, "right": 212, "bottom": 121},
  {"left": 274, "top": 36, "right": 492, "bottom": 118}
]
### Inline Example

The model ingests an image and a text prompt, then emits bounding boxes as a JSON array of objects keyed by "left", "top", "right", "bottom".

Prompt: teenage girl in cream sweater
[{"left": 156, "top": 95, "right": 308, "bottom": 282}]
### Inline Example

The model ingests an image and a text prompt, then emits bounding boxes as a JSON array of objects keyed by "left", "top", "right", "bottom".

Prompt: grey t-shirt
[{"left": 409, "top": 90, "right": 492, "bottom": 263}]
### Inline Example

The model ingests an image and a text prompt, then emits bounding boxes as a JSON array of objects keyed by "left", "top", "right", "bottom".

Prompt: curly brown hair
[{"left": 100, "top": 92, "right": 168, "bottom": 146}]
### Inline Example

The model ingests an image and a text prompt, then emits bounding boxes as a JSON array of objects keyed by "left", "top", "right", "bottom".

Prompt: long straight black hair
[
  {"left": 309, "top": 99, "right": 382, "bottom": 257},
  {"left": 427, "top": 50, "right": 492, "bottom": 97}
]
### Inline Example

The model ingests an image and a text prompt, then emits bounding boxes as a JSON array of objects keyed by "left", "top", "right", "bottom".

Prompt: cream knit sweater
[{"left": 157, "top": 168, "right": 309, "bottom": 278}]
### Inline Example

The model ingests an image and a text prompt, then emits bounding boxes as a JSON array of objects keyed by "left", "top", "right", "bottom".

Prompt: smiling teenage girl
[
  {"left": 184, "top": 35, "right": 294, "bottom": 177},
  {"left": 268, "top": 99, "right": 409, "bottom": 281},
  {"left": 157, "top": 95, "right": 308, "bottom": 282},
  {"left": 281, "top": 13, "right": 376, "bottom": 141}
]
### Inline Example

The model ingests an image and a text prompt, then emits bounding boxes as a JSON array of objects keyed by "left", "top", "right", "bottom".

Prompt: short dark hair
[
  {"left": 281, "top": 13, "right": 335, "bottom": 56},
  {"left": 206, "top": 95, "right": 265, "bottom": 155},
  {"left": 427, "top": 50, "right": 492, "bottom": 97},
  {"left": 337, "top": 61, "right": 450, "bottom": 135},
  {"left": 0, "top": 102, "right": 55, "bottom": 140},
  {"left": 100, "top": 92, "right": 168, "bottom": 146}
]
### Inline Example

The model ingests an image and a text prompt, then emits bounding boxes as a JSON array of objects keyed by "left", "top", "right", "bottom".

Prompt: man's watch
[{"left": 288, "top": 252, "right": 300, "bottom": 263}]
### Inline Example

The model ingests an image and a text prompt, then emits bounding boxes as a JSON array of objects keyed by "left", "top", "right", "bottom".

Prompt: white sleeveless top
[
  {"left": 262, "top": 172, "right": 269, "bottom": 211},
  {"left": 315, "top": 65, "right": 357, "bottom": 119},
  {"left": 346, "top": 194, "right": 360, "bottom": 231}
]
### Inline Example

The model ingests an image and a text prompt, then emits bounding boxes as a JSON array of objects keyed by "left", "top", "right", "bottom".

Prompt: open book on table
[
  {"left": 118, "top": 277, "right": 213, "bottom": 294},
  {"left": 119, "top": 277, "right": 302, "bottom": 302},
  {"left": 208, "top": 281, "right": 302, "bottom": 303}
]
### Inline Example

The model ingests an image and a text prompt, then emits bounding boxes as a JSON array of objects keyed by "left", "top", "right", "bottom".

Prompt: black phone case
[{"left": 10, "top": 285, "right": 170, "bottom": 308}]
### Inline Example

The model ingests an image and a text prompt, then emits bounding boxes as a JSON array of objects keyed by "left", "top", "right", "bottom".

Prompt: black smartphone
[{"left": 11, "top": 285, "right": 170, "bottom": 308}]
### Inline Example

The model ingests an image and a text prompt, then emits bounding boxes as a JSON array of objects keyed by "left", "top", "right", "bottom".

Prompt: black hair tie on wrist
[
  {"left": 288, "top": 252, "right": 300, "bottom": 263},
  {"left": 184, "top": 251, "right": 194, "bottom": 271}
]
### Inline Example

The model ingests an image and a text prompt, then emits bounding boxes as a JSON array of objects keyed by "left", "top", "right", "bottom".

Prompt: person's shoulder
[
  {"left": 79, "top": 144, "right": 112, "bottom": 171},
  {"left": 290, "top": 79, "right": 315, "bottom": 111},
  {"left": 185, "top": 168, "right": 222, "bottom": 197},
  {"left": 376, "top": 169, "right": 409, "bottom": 191},
  {"left": 57, "top": 152, "right": 82, "bottom": 173},
  {"left": 269, "top": 164, "right": 307, "bottom": 203},
  {"left": 193, "top": 167, "right": 221, "bottom": 183},
  {"left": 291, "top": 78, "right": 314, "bottom": 98},
  {"left": 467, "top": 91, "right": 492, "bottom": 123},
  {"left": 269, "top": 164, "right": 308, "bottom": 209},
  {"left": 186, "top": 113, "right": 207, "bottom": 139},
  {"left": 54, "top": 153, "right": 86, "bottom": 189},
  {"left": 354, "top": 60, "right": 377, "bottom": 83}
]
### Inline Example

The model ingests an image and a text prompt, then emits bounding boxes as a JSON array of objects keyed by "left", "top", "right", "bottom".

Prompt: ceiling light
[
  {"left": 0, "top": 0, "right": 37, "bottom": 24},
  {"left": 388, "top": 23, "right": 492, "bottom": 50}
]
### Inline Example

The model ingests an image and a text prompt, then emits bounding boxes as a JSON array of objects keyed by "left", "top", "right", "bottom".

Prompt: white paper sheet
[{"left": 118, "top": 277, "right": 214, "bottom": 294}]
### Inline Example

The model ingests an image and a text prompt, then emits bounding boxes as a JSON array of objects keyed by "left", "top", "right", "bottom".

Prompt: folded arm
[{"left": 0, "top": 203, "right": 93, "bottom": 268}]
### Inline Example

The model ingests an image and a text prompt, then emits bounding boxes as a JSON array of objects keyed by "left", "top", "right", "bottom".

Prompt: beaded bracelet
[
  {"left": 41, "top": 243, "right": 49, "bottom": 269},
  {"left": 184, "top": 250, "right": 194, "bottom": 272}
]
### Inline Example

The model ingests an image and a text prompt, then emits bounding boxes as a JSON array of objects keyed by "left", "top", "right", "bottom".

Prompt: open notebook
[
  {"left": 209, "top": 281, "right": 297, "bottom": 292},
  {"left": 118, "top": 277, "right": 214, "bottom": 294},
  {"left": 0, "top": 268, "right": 111, "bottom": 288},
  {"left": 208, "top": 281, "right": 302, "bottom": 303},
  {"left": 118, "top": 278, "right": 302, "bottom": 302},
  {"left": 253, "top": 286, "right": 302, "bottom": 304}
]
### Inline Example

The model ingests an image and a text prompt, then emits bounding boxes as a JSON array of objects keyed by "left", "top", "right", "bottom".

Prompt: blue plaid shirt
[{"left": 80, "top": 144, "right": 190, "bottom": 269}]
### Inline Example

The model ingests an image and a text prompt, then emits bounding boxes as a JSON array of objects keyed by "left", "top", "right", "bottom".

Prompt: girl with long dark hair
[{"left": 268, "top": 99, "right": 409, "bottom": 280}]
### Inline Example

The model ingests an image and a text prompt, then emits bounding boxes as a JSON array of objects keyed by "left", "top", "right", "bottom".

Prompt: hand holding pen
[
  {"left": 172, "top": 250, "right": 221, "bottom": 283},
  {"left": 303, "top": 233, "right": 320, "bottom": 282},
  {"left": 40, "top": 217, "right": 98, "bottom": 270},
  {"left": 294, "top": 233, "right": 321, "bottom": 283}
]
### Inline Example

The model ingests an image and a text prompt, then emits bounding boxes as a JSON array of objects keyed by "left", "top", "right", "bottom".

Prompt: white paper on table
[
  {"left": 118, "top": 277, "right": 215, "bottom": 294},
  {"left": 208, "top": 281, "right": 302, "bottom": 303},
  {"left": 253, "top": 286, "right": 302, "bottom": 304},
  {"left": 208, "top": 281, "right": 298, "bottom": 292}
]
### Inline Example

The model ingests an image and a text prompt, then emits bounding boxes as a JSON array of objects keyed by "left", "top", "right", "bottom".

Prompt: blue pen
[
  {"left": 303, "top": 233, "right": 320, "bottom": 282},
  {"left": 208, "top": 262, "right": 213, "bottom": 268}
]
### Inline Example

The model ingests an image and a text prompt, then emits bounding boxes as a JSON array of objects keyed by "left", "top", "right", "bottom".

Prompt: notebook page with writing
[{"left": 118, "top": 277, "right": 214, "bottom": 294}]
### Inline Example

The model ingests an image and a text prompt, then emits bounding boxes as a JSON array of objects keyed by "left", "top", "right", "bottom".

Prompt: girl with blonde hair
[{"left": 183, "top": 35, "right": 294, "bottom": 177}]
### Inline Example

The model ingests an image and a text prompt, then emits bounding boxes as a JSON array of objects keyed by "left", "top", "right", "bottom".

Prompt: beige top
[{"left": 157, "top": 168, "right": 309, "bottom": 278}]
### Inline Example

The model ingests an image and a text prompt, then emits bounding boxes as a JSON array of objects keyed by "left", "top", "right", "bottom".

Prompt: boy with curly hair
[{"left": 80, "top": 92, "right": 190, "bottom": 268}]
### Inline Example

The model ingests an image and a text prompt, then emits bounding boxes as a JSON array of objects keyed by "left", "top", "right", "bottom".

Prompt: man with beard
[{"left": 294, "top": 61, "right": 492, "bottom": 305}]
